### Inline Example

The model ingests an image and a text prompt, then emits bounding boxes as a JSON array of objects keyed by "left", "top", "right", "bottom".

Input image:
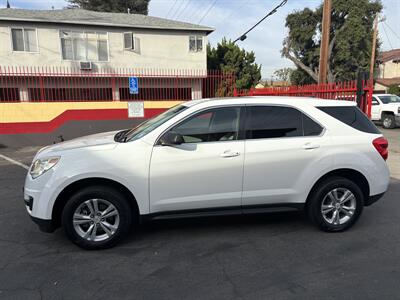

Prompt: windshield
[
  {"left": 122, "top": 104, "right": 188, "bottom": 142},
  {"left": 379, "top": 95, "right": 400, "bottom": 104}
]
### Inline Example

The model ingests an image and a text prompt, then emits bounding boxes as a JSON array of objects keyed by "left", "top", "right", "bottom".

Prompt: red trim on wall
[{"left": 0, "top": 108, "right": 166, "bottom": 134}]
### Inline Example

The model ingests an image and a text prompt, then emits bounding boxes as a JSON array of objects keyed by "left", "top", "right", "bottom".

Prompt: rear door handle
[
  {"left": 302, "top": 143, "right": 320, "bottom": 150},
  {"left": 221, "top": 150, "right": 240, "bottom": 158}
]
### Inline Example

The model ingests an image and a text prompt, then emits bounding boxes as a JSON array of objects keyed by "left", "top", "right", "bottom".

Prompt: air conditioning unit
[{"left": 80, "top": 61, "right": 93, "bottom": 70}]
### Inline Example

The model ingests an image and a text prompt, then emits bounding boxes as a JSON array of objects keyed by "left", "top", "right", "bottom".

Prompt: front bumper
[
  {"left": 365, "top": 192, "right": 385, "bottom": 206},
  {"left": 30, "top": 216, "right": 56, "bottom": 233}
]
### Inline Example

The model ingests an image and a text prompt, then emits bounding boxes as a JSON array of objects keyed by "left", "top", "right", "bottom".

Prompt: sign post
[
  {"left": 128, "top": 77, "right": 143, "bottom": 118},
  {"left": 129, "top": 77, "right": 139, "bottom": 94}
]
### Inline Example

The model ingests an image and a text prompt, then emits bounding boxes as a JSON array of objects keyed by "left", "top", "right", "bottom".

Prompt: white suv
[
  {"left": 24, "top": 97, "right": 390, "bottom": 249},
  {"left": 371, "top": 94, "right": 400, "bottom": 129}
]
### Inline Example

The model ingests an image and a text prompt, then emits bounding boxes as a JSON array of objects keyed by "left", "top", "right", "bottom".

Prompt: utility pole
[
  {"left": 318, "top": 0, "right": 332, "bottom": 84},
  {"left": 369, "top": 14, "right": 379, "bottom": 81}
]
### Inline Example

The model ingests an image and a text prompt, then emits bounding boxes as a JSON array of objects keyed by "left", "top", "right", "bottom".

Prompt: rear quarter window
[{"left": 317, "top": 106, "right": 380, "bottom": 134}]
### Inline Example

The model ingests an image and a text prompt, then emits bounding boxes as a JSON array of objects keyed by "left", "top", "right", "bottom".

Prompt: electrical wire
[
  {"left": 197, "top": 0, "right": 219, "bottom": 24},
  {"left": 175, "top": 0, "right": 192, "bottom": 20},
  {"left": 184, "top": 0, "right": 202, "bottom": 22},
  {"left": 381, "top": 23, "right": 394, "bottom": 50},
  {"left": 219, "top": 0, "right": 251, "bottom": 24},
  {"left": 170, "top": 0, "right": 187, "bottom": 19},
  {"left": 165, "top": 0, "right": 178, "bottom": 18},
  {"left": 384, "top": 21, "right": 400, "bottom": 43},
  {"left": 233, "top": 0, "right": 288, "bottom": 43}
]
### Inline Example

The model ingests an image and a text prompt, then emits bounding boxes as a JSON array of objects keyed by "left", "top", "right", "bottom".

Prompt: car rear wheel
[
  {"left": 382, "top": 114, "right": 395, "bottom": 129},
  {"left": 62, "top": 186, "right": 132, "bottom": 250},
  {"left": 307, "top": 177, "right": 364, "bottom": 232}
]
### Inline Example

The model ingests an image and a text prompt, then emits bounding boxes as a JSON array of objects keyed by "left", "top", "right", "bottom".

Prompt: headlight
[{"left": 30, "top": 157, "right": 60, "bottom": 179}]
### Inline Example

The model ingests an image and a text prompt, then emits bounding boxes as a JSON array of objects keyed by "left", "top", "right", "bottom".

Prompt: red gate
[{"left": 234, "top": 80, "right": 374, "bottom": 117}]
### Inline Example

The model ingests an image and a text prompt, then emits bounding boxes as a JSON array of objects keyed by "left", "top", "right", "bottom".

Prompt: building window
[
  {"left": 123, "top": 33, "right": 140, "bottom": 53},
  {"left": 60, "top": 30, "right": 109, "bottom": 62},
  {"left": 189, "top": 35, "right": 203, "bottom": 52},
  {"left": 11, "top": 28, "right": 38, "bottom": 52}
]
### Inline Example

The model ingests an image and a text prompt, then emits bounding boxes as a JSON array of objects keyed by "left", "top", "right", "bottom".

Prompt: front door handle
[
  {"left": 302, "top": 143, "right": 320, "bottom": 150},
  {"left": 221, "top": 150, "right": 240, "bottom": 158}
]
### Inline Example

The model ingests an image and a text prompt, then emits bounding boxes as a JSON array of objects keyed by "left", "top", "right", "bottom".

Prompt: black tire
[
  {"left": 382, "top": 114, "right": 396, "bottom": 129},
  {"left": 307, "top": 176, "right": 364, "bottom": 232},
  {"left": 62, "top": 186, "right": 132, "bottom": 250}
]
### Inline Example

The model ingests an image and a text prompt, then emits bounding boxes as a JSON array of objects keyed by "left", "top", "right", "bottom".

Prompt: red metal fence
[
  {"left": 234, "top": 80, "right": 374, "bottom": 117},
  {"left": 0, "top": 66, "right": 375, "bottom": 117},
  {"left": 0, "top": 66, "right": 235, "bottom": 103}
]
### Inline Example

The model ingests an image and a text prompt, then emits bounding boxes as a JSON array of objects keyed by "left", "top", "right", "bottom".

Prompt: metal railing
[
  {"left": 0, "top": 66, "right": 235, "bottom": 103},
  {"left": 234, "top": 80, "right": 374, "bottom": 117}
]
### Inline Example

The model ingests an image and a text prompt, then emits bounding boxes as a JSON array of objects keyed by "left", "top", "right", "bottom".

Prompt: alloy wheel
[
  {"left": 73, "top": 199, "right": 120, "bottom": 242},
  {"left": 383, "top": 117, "right": 392, "bottom": 128},
  {"left": 321, "top": 188, "right": 356, "bottom": 226}
]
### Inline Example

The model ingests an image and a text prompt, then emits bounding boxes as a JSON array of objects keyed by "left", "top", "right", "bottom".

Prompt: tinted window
[
  {"left": 246, "top": 106, "right": 303, "bottom": 139},
  {"left": 172, "top": 107, "right": 240, "bottom": 143},
  {"left": 317, "top": 106, "right": 380, "bottom": 134},
  {"left": 379, "top": 95, "right": 400, "bottom": 104},
  {"left": 302, "top": 114, "right": 323, "bottom": 136}
]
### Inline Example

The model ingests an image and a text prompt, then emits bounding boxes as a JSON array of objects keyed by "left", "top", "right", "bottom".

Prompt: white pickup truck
[{"left": 371, "top": 94, "right": 400, "bottom": 129}]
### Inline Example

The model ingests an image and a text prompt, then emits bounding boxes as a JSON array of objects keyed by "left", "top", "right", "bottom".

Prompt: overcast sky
[{"left": 1, "top": 0, "right": 399, "bottom": 78}]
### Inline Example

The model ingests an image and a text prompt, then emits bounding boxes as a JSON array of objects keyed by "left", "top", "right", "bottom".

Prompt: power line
[
  {"left": 220, "top": 0, "right": 251, "bottom": 24},
  {"left": 184, "top": 0, "right": 202, "bottom": 22},
  {"left": 384, "top": 21, "right": 400, "bottom": 42},
  {"left": 233, "top": 0, "right": 288, "bottom": 43},
  {"left": 175, "top": 0, "right": 192, "bottom": 20},
  {"left": 198, "top": 0, "right": 219, "bottom": 24},
  {"left": 170, "top": 0, "right": 187, "bottom": 20},
  {"left": 165, "top": 0, "right": 178, "bottom": 18},
  {"left": 381, "top": 23, "right": 394, "bottom": 50}
]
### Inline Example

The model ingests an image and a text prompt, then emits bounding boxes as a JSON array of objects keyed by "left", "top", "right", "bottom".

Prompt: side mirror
[{"left": 159, "top": 131, "right": 184, "bottom": 146}]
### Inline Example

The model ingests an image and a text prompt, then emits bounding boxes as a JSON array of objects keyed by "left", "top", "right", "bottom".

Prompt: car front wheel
[
  {"left": 382, "top": 114, "right": 395, "bottom": 129},
  {"left": 62, "top": 186, "right": 132, "bottom": 250},
  {"left": 307, "top": 177, "right": 364, "bottom": 232}
]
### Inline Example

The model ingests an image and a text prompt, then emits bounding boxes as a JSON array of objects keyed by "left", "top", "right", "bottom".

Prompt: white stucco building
[
  {"left": 0, "top": 8, "right": 215, "bottom": 101},
  {"left": 375, "top": 49, "right": 400, "bottom": 93}
]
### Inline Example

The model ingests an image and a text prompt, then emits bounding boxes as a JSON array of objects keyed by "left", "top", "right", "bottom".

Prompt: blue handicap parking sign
[{"left": 129, "top": 77, "right": 139, "bottom": 94}]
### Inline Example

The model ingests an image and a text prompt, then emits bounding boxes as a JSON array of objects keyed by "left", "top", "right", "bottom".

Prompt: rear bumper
[
  {"left": 365, "top": 192, "right": 385, "bottom": 206},
  {"left": 30, "top": 216, "right": 56, "bottom": 233}
]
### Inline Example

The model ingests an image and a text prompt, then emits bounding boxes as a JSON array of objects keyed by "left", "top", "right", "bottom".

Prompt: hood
[{"left": 37, "top": 130, "right": 120, "bottom": 157}]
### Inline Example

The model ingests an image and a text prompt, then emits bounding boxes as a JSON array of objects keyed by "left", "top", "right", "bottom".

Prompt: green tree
[
  {"left": 67, "top": 0, "right": 150, "bottom": 14},
  {"left": 282, "top": 0, "right": 382, "bottom": 84},
  {"left": 273, "top": 67, "right": 294, "bottom": 83},
  {"left": 388, "top": 85, "right": 400, "bottom": 96},
  {"left": 208, "top": 39, "right": 261, "bottom": 90}
]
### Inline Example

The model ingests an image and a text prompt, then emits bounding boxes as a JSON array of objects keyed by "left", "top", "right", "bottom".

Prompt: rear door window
[
  {"left": 245, "top": 106, "right": 323, "bottom": 139},
  {"left": 302, "top": 114, "right": 323, "bottom": 136},
  {"left": 246, "top": 106, "right": 302, "bottom": 139},
  {"left": 317, "top": 106, "right": 380, "bottom": 134}
]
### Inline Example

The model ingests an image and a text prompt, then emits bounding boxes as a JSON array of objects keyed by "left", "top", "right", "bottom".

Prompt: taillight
[{"left": 373, "top": 137, "right": 389, "bottom": 160}]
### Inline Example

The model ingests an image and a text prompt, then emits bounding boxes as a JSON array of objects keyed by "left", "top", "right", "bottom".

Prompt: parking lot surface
[{"left": 0, "top": 128, "right": 400, "bottom": 299}]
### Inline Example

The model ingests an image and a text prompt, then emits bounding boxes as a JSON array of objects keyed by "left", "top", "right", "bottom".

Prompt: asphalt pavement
[{"left": 0, "top": 128, "right": 399, "bottom": 300}]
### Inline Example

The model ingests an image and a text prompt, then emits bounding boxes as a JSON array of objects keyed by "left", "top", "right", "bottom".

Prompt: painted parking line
[{"left": 0, "top": 154, "right": 30, "bottom": 170}]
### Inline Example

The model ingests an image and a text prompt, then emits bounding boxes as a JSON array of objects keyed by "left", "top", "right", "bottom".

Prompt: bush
[{"left": 387, "top": 85, "right": 400, "bottom": 96}]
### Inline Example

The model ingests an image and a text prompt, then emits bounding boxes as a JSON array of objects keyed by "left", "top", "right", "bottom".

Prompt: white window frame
[
  {"left": 10, "top": 27, "right": 39, "bottom": 53},
  {"left": 123, "top": 32, "right": 139, "bottom": 52},
  {"left": 59, "top": 30, "right": 110, "bottom": 62},
  {"left": 189, "top": 35, "right": 203, "bottom": 53}
]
